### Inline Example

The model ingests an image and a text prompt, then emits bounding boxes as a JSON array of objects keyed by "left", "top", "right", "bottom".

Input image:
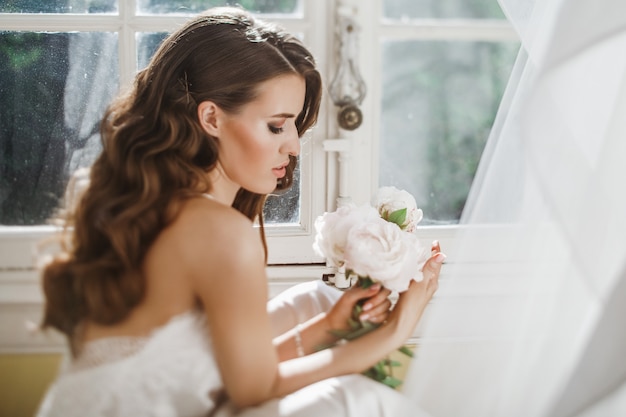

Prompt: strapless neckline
[{"left": 72, "top": 311, "right": 200, "bottom": 372}]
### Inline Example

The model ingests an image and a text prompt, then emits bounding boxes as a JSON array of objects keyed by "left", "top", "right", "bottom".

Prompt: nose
[{"left": 281, "top": 126, "right": 300, "bottom": 157}]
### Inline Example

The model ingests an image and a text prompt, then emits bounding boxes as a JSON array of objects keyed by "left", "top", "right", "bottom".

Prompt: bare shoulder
[
  {"left": 172, "top": 196, "right": 256, "bottom": 241},
  {"left": 160, "top": 196, "right": 266, "bottom": 287},
  {"left": 167, "top": 196, "right": 261, "bottom": 256}
]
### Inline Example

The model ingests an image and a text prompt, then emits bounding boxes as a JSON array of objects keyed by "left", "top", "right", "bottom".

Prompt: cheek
[{"left": 229, "top": 123, "right": 273, "bottom": 161}]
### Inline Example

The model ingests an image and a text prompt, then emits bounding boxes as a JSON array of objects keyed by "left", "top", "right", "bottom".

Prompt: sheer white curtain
[{"left": 403, "top": 0, "right": 626, "bottom": 416}]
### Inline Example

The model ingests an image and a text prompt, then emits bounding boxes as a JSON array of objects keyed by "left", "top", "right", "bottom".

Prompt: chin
[{"left": 247, "top": 183, "right": 278, "bottom": 196}]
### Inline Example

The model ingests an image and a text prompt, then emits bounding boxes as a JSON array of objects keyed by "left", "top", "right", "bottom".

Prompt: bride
[
  {"left": 35, "top": 6, "right": 443, "bottom": 417},
  {"left": 37, "top": 0, "right": 626, "bottom": 415}
]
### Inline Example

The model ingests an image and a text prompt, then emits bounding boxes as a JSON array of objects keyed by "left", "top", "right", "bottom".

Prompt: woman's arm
[
  {"left": 177, "top": 200, "right": 443, "bottom": 409},
  {"left": 273, "top": 283, "right": 392, "bottom": 361},
  {"left": 271, "top": 249, "right": 444, "bottom": 399}
]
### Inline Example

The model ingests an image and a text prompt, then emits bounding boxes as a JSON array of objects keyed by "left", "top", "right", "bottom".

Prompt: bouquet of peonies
[{"left": 313, "top": 186, "right": 431, "bottom": 388}]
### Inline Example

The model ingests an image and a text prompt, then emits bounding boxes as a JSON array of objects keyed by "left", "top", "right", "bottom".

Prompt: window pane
[
  {"left": 379, "top": 40, "right": 518, "bottom": 224},
  {"left": 0, "top": 0, "right": 117, "bottom": 13},
  {"left": 137, "top": 0, "right": 300, "bottom": 15},
  {"left": 137, "top": 32, "right": 168, "bottom": 70},
  {"left": 0, "top": 31, "right": 119, "bottom": 225},
  {"left": 383, "top": 0, "right": 505, "bottom": 20},
  {"left": 264, "top": 163, "right": 300, "bottom": 224}
]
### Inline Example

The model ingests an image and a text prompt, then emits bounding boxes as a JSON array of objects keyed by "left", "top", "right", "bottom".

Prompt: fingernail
[
  {"left": 369, "top": 283, "right": 381, "bottom": 291},
  {"left": 360, "top": 313, "right": 370, "bottom": 321},
  {"left": 435, "top": 253, "right": 446, "bottom": 263},
  {"left": 362, "top": 302, "right": 372, "bottom": 311}
]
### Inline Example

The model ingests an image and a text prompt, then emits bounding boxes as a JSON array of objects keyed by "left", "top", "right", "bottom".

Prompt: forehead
[{"left": 246, "top": 74, "right": 306, "bottom": 114}]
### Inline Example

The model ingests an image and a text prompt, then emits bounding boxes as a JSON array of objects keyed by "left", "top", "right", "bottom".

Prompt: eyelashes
[{"left": 268, "top": 125, "right": 284, "bottom": 134}]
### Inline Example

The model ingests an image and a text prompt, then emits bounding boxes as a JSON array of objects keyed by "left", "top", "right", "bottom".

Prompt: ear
[{"left": 197, "top": 100, "right": 221, "bottom": 136}]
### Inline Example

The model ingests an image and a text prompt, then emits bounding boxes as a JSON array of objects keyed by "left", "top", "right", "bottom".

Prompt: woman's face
[{"left": 211, "top": 74, "right": 306, "bottom": 195}]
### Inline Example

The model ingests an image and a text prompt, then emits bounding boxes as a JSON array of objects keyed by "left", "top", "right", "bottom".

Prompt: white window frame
[
  {"left": 318, "top": 0, "right": 519, "bottom": 266},
  {"left": 321, "top": 0, "right": 521, "bottom": 346}
]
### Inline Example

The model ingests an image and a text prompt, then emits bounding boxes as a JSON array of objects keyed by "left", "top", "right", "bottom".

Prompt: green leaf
[
  {"left": 314, "top": 341, "right": 335, "bottom": 351},
  {"left": 399, "top": 345, "right": 414, "bottom": 357},
  {"left": 347, "top": 317, "right": 361, "bottom": 330},
  {"left": 387, "top": 208, "right": 407, "bottom": 227},
  {"left": 381, "top": 376, "right": 403, "bottom": 389},
  {"left": 383, "top": 359, "right": 402, "bottom": 367},
  {"left": 342, "top": 326, "right": 377, "bottom": 340},
  {"left": 353, "top": 304, "right": 363, "bottom": 316},
  {"left": 327, "top": 328, "right": 353, "bottom": 339},
  {"left": 358, "top": 276, "right": 376, "bottom": 289}
]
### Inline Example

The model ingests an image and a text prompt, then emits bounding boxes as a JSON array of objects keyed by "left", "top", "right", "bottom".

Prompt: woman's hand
[
  {"left": 325, "top": 281, "right": 392, "bottom": 331},
  {"left": 386, "top": 240, "right": 446, "bottom": 342}
]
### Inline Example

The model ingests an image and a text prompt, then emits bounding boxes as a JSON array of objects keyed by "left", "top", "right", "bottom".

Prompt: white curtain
[{"left": 403, "top": 0, "right": 626, "bottom": 416}]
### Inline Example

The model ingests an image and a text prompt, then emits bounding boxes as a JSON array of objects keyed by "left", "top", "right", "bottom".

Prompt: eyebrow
[{"left": 270, "top": 113, "right": 296, "bottom": 118}]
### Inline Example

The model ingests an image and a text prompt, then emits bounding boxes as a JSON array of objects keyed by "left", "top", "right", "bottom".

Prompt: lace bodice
[
  {"left": 70, "top": 336, "right": 148, "bottom": 372},
  {"left": 36, "top": 311, "right": 224, "bottom": 417}
]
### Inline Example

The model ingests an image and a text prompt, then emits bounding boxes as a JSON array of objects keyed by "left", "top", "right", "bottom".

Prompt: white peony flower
[
  {"left": 373, "top": 186, "right": 423, "bottom": 233},
  {"left": 343, "top": 217, "right": 430, "bottom": 292},
  {"left": 313, "top": 204, "right": 380, "bottom": 268}
]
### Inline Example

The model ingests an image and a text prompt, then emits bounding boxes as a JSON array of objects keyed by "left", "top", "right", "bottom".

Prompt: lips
[{"left": 272, "top": 161, "right": 290, "bottom": 178}]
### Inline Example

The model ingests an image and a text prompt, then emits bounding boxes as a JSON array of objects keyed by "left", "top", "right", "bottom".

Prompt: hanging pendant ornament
[
  {"left": 328, "top": 11, "right": 366, "bottom": 131},
  {"left": 338, "top": 104, "right": 363, "bottom": 130}
]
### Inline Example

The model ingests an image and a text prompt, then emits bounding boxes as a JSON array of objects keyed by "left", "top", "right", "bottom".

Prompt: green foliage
[
  {"left": 351, "top": 275, "right": 375, "bottom": 289},
  {"left": 317, "top": 277, "right": 415, "bottom": 389},
  {"left": 387, "top": 208, "right": 407, "bottom": 227},
  {"left": 0, "top": 32, "right": 43, "bottom": 71}
]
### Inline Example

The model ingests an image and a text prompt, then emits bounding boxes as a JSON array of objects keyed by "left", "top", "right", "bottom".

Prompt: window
[
  {"left": 0, "top": 0, "right": 522, "bottom": 352},
  {"left": 378, "top": 0, "right": 519, "bottom": 225},
  {"left": 0, "top": 0, "right": 329, "bottom": 267},
  {"left": 0, "top": 0, "right": 520, "bottom": 268}
]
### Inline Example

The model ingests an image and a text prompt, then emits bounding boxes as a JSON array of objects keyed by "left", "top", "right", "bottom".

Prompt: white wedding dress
[{"left": 36, "top": 281, "right": 425, "bottom": 417}]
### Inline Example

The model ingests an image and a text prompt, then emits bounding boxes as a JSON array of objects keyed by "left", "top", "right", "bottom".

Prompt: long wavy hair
[{"left": 40, "top": 7, "right": 322, "bottom": 340}]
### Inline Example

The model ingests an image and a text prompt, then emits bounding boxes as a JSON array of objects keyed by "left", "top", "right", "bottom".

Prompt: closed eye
[{"left": 268, "top": 124, "right": 284, "bottom": 134}]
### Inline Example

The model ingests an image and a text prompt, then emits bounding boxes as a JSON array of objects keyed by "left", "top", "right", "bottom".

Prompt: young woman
[{"left": 36, "top": 7, "right": 444, "bottom": 417}]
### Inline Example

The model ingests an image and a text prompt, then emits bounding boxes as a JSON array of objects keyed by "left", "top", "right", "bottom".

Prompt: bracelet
[{"left": 294, "top": 324, "right": 305, "bottom": 357}]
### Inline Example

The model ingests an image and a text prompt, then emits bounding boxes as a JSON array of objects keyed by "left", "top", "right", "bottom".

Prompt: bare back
[{"left": 79, "top": 195, "right": 264, "bottom": 347}]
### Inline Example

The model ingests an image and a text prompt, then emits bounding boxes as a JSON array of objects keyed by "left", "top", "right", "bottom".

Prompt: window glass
[
  {"left": 264, "top": 163, "right": 300, "bottom": 223},
  {"left": 379, "top": 40, "right": 519, "bottom": 224},
  {"left": 0, "top": 31, "right": 119, "bottom": 225},
  {"left": 137, "top": 0, "right": 300, "bottom": 15},
  {"left": 383, "top": 0, "right": 505, "bottom": 20},
  {"left": 0, "top": 0, "right": 117, "bottom": 13},
  {"left": 137, "top": 32, "right": 168, "bottom": 69},
  {"left": 1, "top": 3, "right": 306, "bottom": 228}
]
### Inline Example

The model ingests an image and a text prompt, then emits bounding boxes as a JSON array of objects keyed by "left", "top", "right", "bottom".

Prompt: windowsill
[
  {"left": 0, "top": 224, "right": 527, "bottom": 353},
  {"left": 0, "top": 263, "right": 332, "bottom": 354}
]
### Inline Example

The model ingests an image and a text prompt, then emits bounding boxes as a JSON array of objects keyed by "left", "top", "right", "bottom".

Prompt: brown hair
[{"left": 40, "top": 7, "right": 322, "bottom": 339}]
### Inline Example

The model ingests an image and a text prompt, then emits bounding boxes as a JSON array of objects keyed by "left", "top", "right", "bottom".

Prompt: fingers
[
  {"left": 424, "top": 252, "right": 446, "bottom": 275},
  {"left": 336, "top": 281, "right": 382, "bottom": 306},
  {"left": 426, "top": 239, "right": 445, "bottom": 279},
  {"left": 361, "top": 287, "right": 391, "bottom": 311},
  {"left": 431, "top": 239, "right": 441, "bottom": 255},
  {"left": 359, "top": 287, "right": 392, "bottom": 322},
  {"left": 341, "top": 282, "right": 393, "bottom": 323},
  {"left": 341, "top": 281, "right": 382, "bottom": 306},
  {"left": 359, "top": 297, "right": 392, "bottom": 323},
  {"left": 421, "top": 251, "right": 446, "bottom": 295}
]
